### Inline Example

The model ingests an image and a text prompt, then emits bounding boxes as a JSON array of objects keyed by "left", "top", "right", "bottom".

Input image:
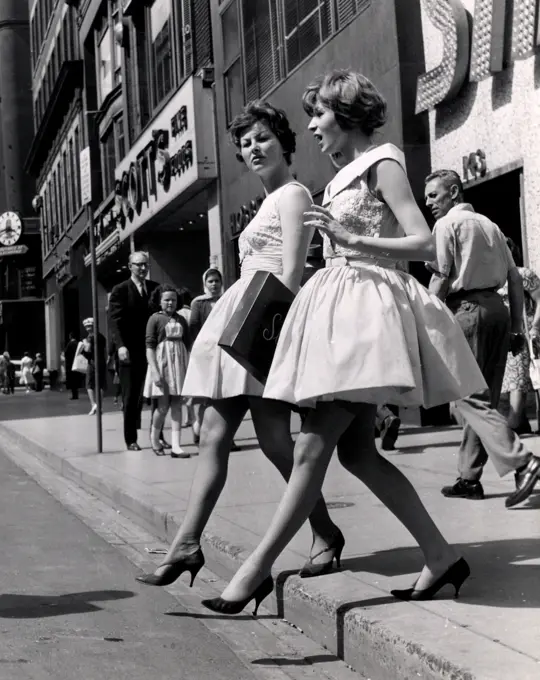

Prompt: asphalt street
[{"left": 0, "top": 447, "right": 262, "bottom": 680}]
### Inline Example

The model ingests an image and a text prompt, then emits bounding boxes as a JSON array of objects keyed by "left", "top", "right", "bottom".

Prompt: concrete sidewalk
[{"left": 1, "top": 391, "right": 539, "bottom": 680}]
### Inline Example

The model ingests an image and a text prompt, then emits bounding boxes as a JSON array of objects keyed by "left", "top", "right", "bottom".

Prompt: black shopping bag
[{"left": 219, "top": 271, "right": 294, "bottom": 384}]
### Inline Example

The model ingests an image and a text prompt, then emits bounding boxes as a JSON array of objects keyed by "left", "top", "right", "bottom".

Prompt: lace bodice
[
  {"left": 238, "top": 182, "right": 311, "bottom": 277},
  {"left": 323, "top": 144, "right": 406, "bottom": 268}
]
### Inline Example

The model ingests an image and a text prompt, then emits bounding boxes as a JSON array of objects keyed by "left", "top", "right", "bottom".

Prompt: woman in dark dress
[
  {"left": 81, "top": 317, "right": 107, "bottom": 415},
  {"left": 64, "top": 332, "right": 80, "bottom": 400}
]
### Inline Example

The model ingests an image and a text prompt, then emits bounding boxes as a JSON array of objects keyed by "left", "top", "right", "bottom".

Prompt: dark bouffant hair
[
  {"left": 229, "top": 101, "right": 297, "bottom": 165},
  {"left": 302, "top": 70, "right": 387, "bottom": 136}
]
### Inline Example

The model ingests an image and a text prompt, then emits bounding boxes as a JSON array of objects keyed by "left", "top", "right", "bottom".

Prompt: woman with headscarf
[{"left": 81, "top": 317, "right": 107, "bottom": 415}]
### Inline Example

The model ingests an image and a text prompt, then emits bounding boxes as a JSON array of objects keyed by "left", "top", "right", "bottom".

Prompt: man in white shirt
[{"left": 426, "top": 169, "right": 540, "bottom": 508}]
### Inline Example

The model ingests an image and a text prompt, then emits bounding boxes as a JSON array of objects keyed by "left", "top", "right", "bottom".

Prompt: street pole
[
  {"left": 80, "top": 140, "right": 102, "bottom": 453},
  {"left": 87, "top": 205, "right": 103, "bottom": 453}
]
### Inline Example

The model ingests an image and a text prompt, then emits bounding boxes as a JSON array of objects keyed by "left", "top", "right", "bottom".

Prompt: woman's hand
[
  {"left": 152, "top": 370, "right": 163, "bottom": 389},
  {"left": 303, "top": 205, "right": 356, "bottom": 249}
]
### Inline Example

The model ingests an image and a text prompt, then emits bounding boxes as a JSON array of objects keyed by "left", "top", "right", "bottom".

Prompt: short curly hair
[
  {"left": 229, "top": 101, "right": 297, "bottom": 165},
  {"left": 150, "top": 283, "right": 180, "bottom": 312},
  {"left": 302, "top": 70, "right": 387, "bottom": 136}
]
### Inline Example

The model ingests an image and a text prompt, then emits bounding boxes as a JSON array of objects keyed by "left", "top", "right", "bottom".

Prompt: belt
[
  {"left": 446, "top": 286, "right": 499, "bottom": 303},
  {"left": 326, "top": 256, "right": 391, "bottom": 268}
]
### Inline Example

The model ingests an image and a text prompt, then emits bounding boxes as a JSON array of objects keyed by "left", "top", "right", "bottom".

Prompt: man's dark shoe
[
  {"left": 380, "top": 415, "right": 401, "bottom": 451},
  {"left": 441, "top": 479, "right": 484, "bottom": 500},
  {"left": 506, "top": 456, "right": 540, "bottom": 508},
  {"left": 127, "top": 443, "right": 141, "bottom": 451}
]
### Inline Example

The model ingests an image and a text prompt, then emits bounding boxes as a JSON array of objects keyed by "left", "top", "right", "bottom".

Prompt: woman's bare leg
[
  {"left": 507, "top": 390, "right": 529, "bottom": 430},
  {"left": 169, "top": 396, "right": 184, "bottom": 452},
  {"left": 151, "top": 396, "right": 169, "bottom": 449},
  {"left": 336, "top": 404, "right": 459, "bottom": 590},
  {"left": 153, "top": 397, "right": 247, "bottom": 573},
  {"left": 220, "top": 403, "right": 354, "bottom": 601},
  {"left": 249, "top": 398, "right": 341, "bottom": 558}
]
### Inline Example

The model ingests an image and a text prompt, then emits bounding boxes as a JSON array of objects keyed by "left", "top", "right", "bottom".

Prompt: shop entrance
[{"left": 464, "top": 167, "right": 524, "bottom": 257}]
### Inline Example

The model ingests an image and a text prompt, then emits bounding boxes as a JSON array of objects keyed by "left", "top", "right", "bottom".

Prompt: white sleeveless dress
[
  {"left": 182, "top": 181, "right": 311, "bottom": 399},
  {"left": 264, "top": 144, "right": 487, "bottom": 409}
]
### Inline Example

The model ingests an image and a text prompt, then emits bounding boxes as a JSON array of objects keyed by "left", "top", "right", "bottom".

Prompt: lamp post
[{"left": 81, "top": 112, "right": 102, "bottom": 453}]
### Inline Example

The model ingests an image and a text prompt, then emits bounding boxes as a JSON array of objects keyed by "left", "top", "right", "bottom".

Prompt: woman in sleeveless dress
[
  {"left": 203, "top": 71, "right": 487, "bottom": 614},
  {"left": 137, "top": 101, "right": 342, "bottom": 587}
]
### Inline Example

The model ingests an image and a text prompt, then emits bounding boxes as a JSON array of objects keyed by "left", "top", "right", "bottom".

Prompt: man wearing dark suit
[{"left": 108, "top": 251, "right": 160, "bottom": 451}]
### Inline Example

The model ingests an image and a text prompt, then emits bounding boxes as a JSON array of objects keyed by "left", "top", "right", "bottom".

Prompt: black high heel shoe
[
  {"left": 299, "top": 530, "right": 345, "bottom": 578},
  {"left": 201, "top": 575, "right": 274, "bottom": 617},
  {"left": 391, "top": 558, "right": 470, "bottom": 601},
  {"left": 136, "top": 548, "right": 205, "bottom": 587}
]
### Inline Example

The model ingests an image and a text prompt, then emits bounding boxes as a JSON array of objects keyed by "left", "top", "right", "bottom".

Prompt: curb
[{"left": 0, "top": 423, "right": 499, "bottom": 679}]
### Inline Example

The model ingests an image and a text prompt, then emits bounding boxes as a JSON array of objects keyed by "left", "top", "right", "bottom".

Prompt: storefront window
[{"left": 150, "top": 0, "right": 175, "bottom": 107}]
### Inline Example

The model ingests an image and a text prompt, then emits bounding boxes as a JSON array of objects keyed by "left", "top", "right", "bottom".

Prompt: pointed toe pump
[
  {"left": 299, "top": 530, "right": 345, "bottom": 578},
  {"left": 391, "top": 558, "right": 470, "bottom": 602},
  {"left": 201, "top": 576, "right": 274, "bottom": 617},
  {"left": 136, "top": 548, "right": 205, "bottom": 588}
]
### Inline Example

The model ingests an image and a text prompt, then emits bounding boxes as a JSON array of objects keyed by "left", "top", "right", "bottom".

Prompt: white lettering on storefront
[{"left": 416, "top": 0, "right": 540, "bottom": 113}]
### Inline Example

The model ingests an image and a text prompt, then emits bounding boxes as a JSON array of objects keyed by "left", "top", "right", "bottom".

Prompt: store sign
[
  {"left": 105, "top": 76, "right": 216, "bottom": 243},
  {"left": 416, "top": 0, "right": 540, "bottom": 113},
  {"left": 0, "top": 244, "right": 29, "bottom": 257},
  {"left": 19, "top": 266, "right": 40, "bottom": 298},
  {"left": 54, "top": 252, "right": 72, "bottom": 285},
  {"left": 229, "top": 196, "right": 264, "bottom": 237}
]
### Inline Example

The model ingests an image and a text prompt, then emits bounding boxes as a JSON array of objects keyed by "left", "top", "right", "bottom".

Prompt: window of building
[
  {"left": 221, "top": 0, "right": 244, "bottom": 124},
  {"left": 100, "top": 115, "right": 125, "bottom": 199},
  {"left": 96, "top": 2, "right": 123, "bottom": 106},
  {"left": 150, "top": 0, "right": 175, "bottom": 107},
  {"left": 73, "top": 127, "right": 81, "bottom": 213},
  {"left": 241, "top": 0, "right": 282, "bottom": 101},
  {"left": 239, "top": 0, "right": 370, "bottom": 100},
  {"left": 284, "top": 1, "right": 332, "bottom": 72}
]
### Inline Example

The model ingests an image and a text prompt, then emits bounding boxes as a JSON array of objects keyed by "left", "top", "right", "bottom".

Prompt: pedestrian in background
[
  {"left": 498, "top": 237, "right": 540, "bottom": 434},
  {"left": 177, "top": 287, "right": 195, "bottom": 429},
  {"left": 425, "top": 169, "right": 540, "bottom": 507},
  {"left": 144, "top": 284, "right": 191, "bottom": 458},
  {"left": 107, "top": 342, "right": 122, "bottom": 407},
  {"left": 20, "top": 352, "right": 34, "bottom": 393},
  {"left": 81, "top": 317, "right": 107, "bottom": 416},
  {"left": 2, "top": 352, "right": 15, "bottom": 394},
  {"left": 64, "top": 332, "right": 80, "bottom": 400},
  {"left": 33, "top": 352, "right": 46, "bottom": 392},
  {"left": 189, "top": 268, "right": 241, "bottom": 449},
  {"left": 108, "top": 252, "right": 160, "bottom": 451}
]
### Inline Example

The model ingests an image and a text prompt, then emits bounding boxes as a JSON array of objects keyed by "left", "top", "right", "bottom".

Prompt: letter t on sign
[{"left": 415, "top": 0, "right": 470, "bottom": 114}]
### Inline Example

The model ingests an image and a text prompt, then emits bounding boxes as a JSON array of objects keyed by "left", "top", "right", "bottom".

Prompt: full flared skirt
[
  {"left": 143, "top": 339, "right": 189, "bottom": 398},
  {"left": 263, "top": 265, "right": 487, "bottom": 409},
  {"left": 182, "top": 274, "right": 265, "bottom": 399}
]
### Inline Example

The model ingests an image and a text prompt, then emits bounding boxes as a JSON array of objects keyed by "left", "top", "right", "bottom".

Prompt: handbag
[
  {"left": 72, "top": 342, "right": 89, "bottom": 374},
  {"left": 219, "top": 271, "right": 294, "bottom": 384}
]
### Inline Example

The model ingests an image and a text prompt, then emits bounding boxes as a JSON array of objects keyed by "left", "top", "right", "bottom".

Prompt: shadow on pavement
[
  {"left": 251, "top": 655, "right": 337, "bottom": 666},
  {"left": 0, "top": 590, "right": 135, "bottom": 618}
]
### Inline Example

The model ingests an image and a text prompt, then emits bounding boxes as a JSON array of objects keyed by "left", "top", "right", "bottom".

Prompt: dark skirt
[{"left": 86, "top": 365, "right": 107, "bottom": 391}]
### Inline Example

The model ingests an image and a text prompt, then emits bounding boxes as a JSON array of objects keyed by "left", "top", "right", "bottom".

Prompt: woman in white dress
[
  {"left": 20, "top": 352, "right": 35, "bottom": 393},
  {"left": 203, "top": 71, "right": 487, "bottom": 614},
  {"left": 137, "top": 102, "right": 342, "bottom": 587}
]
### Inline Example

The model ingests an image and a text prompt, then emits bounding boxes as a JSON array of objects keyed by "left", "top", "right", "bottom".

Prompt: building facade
[
  {"left": 417, "top": 0, "right": 540, "bottom": 271},
  {"left": 29, "top": 0, "right": 218, "bottom": 366},
  {"left": 0, "top": 1, "right": 44, "bottom": 357},
  {"left": 78, "top": 0, "right": 218, "bottom": 342},
  {"left": 27, "top": 0, "right": 85, "bottom": 372}
]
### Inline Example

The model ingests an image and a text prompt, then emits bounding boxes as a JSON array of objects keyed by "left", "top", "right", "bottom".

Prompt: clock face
[{"left": 0, "top": 212, "right": 22, "bottom": 246}]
